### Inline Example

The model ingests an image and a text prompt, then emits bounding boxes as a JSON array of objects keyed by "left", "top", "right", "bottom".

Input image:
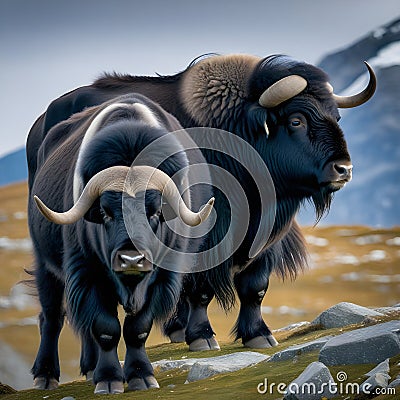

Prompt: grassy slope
[
  {"left": 0, "top": 181, "right": 399, "bottom": 397},
  {"left": 1, "top": 317, "right": 399, "bottom": 399}
]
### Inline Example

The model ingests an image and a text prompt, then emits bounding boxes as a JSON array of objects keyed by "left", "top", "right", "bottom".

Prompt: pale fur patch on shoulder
[
  {"left": 181, "top": 54, "right": 260, "bottom": 126},
  {"left": 73, "top": 102, "right": 161, "bottom": 202}
]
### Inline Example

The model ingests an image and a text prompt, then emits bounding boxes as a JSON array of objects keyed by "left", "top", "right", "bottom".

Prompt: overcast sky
[{"left": 0, "top": 0, "right": 399, "bottom": 157}]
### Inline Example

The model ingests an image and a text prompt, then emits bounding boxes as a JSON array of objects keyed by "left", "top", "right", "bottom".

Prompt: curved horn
[
  {"left": 124, "top": 166, "right": 215, "bottom": 226},
  {"left": 259, "top": 75, "right": 308, "bottom": 108},
  {"left": 328, "top": 62, "right": 376, "bottom": 108},
  {"left": 34, "top": 166, "right": 214, "bottom": 227},
  {"left": 35, "top": 166, "right": 130, "bottom": 224}
]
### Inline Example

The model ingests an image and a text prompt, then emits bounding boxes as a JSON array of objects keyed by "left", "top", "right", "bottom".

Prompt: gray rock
[
  {"left": 184, "top": 351, "right": 269, "bottom": 383},
  {"left": 360, "top": 372, "right": 390, "bottom": 393},
  {"left": 374, "top": 306, "right": 400, "bottom": 315},
  {"left": 273, "top": 321, "right": 311, "bottom": 333},
  {"left": 364, "top": 358, "right": 390, "bottom": 377},
  {"left": 269, "top": 336, "right": 333, "bottom": 362},
  {"left": 319, "top": 320, "right": 400, "bottom": 365},
  {"left": 152, "top": 357, "right": 200, "bottom": 373},
  {"left": 312, "top": 302, "right": 384, "bottom": 329},
  {"left": 389, "top": 378, "right": 400, "bottom": 388},
  {"left": 283, "top": 361, "right": 337, "bottom": 400}
]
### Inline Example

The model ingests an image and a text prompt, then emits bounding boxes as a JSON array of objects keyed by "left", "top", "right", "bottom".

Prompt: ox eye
[
  {"left": 100, "top": 208, "right": 113, "bottom": 222},
  {"left": 149, "top": 210, "right": 162, "bottom": 229},
  {"left": 154, "top": 210, "right": 162, "bottom": 218},
  {"left": 149, "top": 210, "right": 161, "bottom": 220},
  {"left": 287, "top": 114, "right": 307, "bottom": 132}
]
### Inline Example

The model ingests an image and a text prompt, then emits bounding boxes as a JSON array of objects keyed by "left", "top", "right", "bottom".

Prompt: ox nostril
[
  {"left": 334, "top": 164, "right": 346, "bottom": 175},
  {"left": 334, "top": 163, "right": 352, "bottom": 180}
]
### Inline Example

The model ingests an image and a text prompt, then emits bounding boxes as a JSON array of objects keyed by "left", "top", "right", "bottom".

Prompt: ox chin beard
[{"left": 310, "top": 190, "right": 333, "bottom": 224}]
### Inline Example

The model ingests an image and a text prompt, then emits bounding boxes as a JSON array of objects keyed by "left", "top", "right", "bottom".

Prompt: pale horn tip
[
  {"left": 198, "top": 197, "right": 215, "bottom": 224},
  {"left": 34, "top": 194, "right": 57, "bottom": 223},
  {"left": 34, "top": 194, "right": 74, "bottom": 225},
  {"left": 33, "top": 195, "right": 47, "bottom": 217}
]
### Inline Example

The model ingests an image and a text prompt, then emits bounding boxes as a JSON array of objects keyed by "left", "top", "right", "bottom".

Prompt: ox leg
[
  {"left": 233, "top": 260, "right": 279, "bottom": 348},
  {"left": 163, "top": 294, "right": 189, "bottom": 343},
  {"left": 185, "top": 279, "right": 220, "bottom": 351},
  {"left": 80, "top": 334, "right": 98, "bottom": 381},
  {"left": 123, "top": 310, "right": 159, "bottom": 391},
  {"left": 65, "top": 260, "right": 123, "bottom": 394},
  {"left": 91, "top": 311, "right": 124, "bottom": 394},
  {"left": 31, "top": 267, "right": 64, "bottom": 389}
]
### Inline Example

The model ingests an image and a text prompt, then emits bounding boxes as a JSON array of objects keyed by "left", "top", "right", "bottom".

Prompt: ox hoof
[
  {"left": 189, "top": 337, "right": 220, "bottom": 352},
  {"left": 33, "top": 376, "right": 59, "bottom": 390},
  {"left": 244, "top": 334, "right": 279, "bottom": 349},
  {"left": 86, "top": 370, "right": 94, "bottom": 381},
  {"left": 127, "top": 375, "right": 160, "bottom": 391},
  {"left": 169, "top": 329, "right": 186, "bottom": 343},
  {"left": 94, "top": 380, "right": 124, "bottom": 394}
]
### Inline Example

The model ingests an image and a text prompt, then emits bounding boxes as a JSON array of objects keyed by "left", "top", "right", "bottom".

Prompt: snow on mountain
[{"left": 369, "top": 41, "right": 400, "bottom": 68}]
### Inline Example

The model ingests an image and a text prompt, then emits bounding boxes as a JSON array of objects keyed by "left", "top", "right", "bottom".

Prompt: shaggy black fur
[
  {"left": 28, "top": 95, "right": 212, "bottom": 389},
  {"left": 27, "top": 53, "right": 354, "bottom": 354}
]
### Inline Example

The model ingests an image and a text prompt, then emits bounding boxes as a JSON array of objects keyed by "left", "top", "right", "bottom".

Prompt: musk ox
[
  {"left": 28, "top": 93, "right": 214, "bottom": 393},
  {"left": 26, "top": 53, "right": 376, "bottom": 353}
]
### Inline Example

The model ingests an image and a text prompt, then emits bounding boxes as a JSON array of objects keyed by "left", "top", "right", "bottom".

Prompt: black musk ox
[
  {"left": 27, "top": 54, "right": 376, "bottom": 355},
  {"left": 28, "top": 94, "right": 214, "bottom": 393}
]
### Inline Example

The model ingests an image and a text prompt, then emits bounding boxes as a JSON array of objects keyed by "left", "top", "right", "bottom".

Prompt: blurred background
[{"left": 0, "top": 0, "right": 399, "bottom": 390}]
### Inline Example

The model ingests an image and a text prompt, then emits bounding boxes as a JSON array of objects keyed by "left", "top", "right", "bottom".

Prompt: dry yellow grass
[{"left": 0, "top": 182, "right": 29, "bottom": 239}]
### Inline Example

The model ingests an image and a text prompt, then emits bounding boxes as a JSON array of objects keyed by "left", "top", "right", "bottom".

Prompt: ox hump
[{"left": 181, "top": 54, "right": 260, "bottom": 126}]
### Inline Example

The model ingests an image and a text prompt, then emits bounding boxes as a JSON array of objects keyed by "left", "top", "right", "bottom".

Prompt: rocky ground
[{"left": 0, "top": 301, "right": 399, "bottom": 399}]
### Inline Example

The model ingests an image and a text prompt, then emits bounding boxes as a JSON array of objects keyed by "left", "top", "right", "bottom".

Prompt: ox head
[
  {"left": 250, "top": 56, "right": 376, "bottom": 219},
  {"left": 180, "top": 54, "right": 375, "bottom": 219},
  {"left": 34, "top": 165, "right": 214, "bottom": 273}
]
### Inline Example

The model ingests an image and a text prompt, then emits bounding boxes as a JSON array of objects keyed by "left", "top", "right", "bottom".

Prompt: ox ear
[
  {"left": 247, "top": 106, "right": 270, "bottom": 136},
  {"left": 84, "top": 199, "right": 103, "bottom": 224}
]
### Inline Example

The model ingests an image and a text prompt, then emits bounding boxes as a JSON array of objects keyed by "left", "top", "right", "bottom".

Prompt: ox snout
[
  {"left": 113, "top": 250, "right": 153, "bottom": 275},
  {"left": 320, "top": 160, "right": 352, "bottom": 192}
]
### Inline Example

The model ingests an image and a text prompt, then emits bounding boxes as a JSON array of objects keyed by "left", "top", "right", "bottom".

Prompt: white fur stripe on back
[{"left": 73, "top": 102, "right": 161, "bottom": 202}]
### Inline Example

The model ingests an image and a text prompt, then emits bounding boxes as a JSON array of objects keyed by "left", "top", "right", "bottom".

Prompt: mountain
[
  {"left": 0, "top": 148, "right": 27, "bottom": 187},
  {"left": 1, "top": 18, "right": 399, "bottom": 226},
  {"left": 300, "top": 17, "right": 400, "bottom": 227}
]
